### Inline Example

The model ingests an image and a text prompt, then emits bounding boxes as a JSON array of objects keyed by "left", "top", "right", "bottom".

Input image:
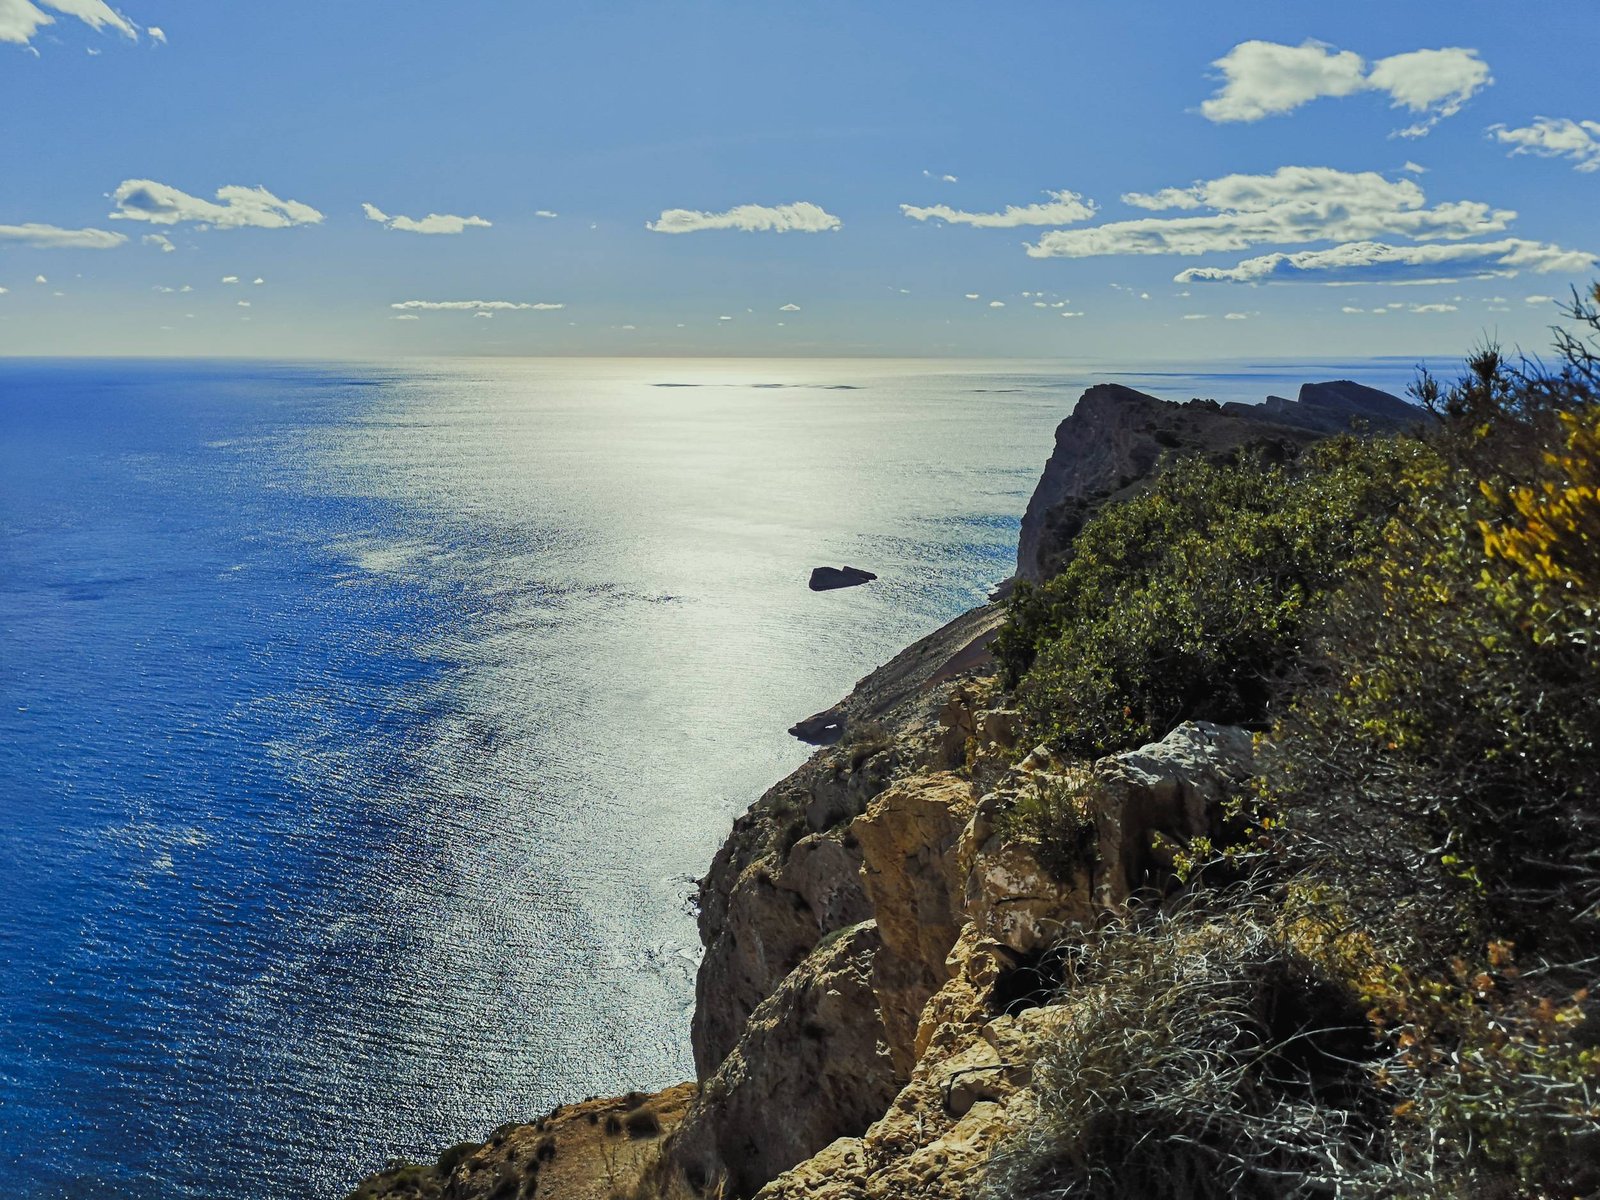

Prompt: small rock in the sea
[{"left": 809, "top": 565, "right": 877, "bottom": 591}]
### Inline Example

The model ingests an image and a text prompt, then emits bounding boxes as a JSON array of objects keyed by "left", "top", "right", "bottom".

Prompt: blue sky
[{"left": 2, "top": 0, "right": 1596, "bottom": 358}]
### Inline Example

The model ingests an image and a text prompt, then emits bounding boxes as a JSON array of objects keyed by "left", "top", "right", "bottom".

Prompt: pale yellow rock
[{"left": 852, "top": 772, "right": 976, "bottom": 1070}]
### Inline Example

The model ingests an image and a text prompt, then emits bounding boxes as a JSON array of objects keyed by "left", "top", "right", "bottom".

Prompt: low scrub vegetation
[{"left": 989, "top": 287, "right": 1600, "bottom": 1197}]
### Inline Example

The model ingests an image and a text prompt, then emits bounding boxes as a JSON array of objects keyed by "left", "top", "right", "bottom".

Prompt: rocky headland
[{"left": 347, "top": 380, "right": 1423, "bottom": 1200}]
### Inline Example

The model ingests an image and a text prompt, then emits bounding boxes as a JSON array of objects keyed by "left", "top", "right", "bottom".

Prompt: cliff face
[{"left": 346, "top": 379, "right": 1411, "bottom": 1200}]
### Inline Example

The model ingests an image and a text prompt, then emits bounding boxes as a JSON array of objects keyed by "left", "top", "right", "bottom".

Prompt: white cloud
[
  {"left": 1341, "top": 306, "right": 1365, "bottom": 314},
  {"left": 236, "top": 300, "right": 250, "bottom": 307},
  {"left": 963, "top": 293, "right": 980, "bottom": 300},
  {"left": 362, "top": 202, "right": 492, "bottom": 235},
  {"left": 1201, "top": 40, "right": 1368, "bottom": 122},
  {"left": 1225, "top": 312, "right": 1250, "bottom": 320},
  {"left": 1409, "top": 303, "right": 1458, "bottom": 313},
  {"left": 142, "top": 232, "right": 173, "bottom": 252},
  {"left": 34, "top": 274, "right": 46, "bottom": 283},
  {"left": 221, "top": 275, "right": 238, "bottom": 283},
  {"left": 473, "top": 312, "right": 493, "bottom": 319},
  {"left": 534, "top": 210, "right": 558, "bottom": 219},
  {"left": 922, "top": 170, "right": 959, "bottom": 183},
  {"left": 110, "top": 180, "right": 323, "bottom": 229},
  {"left": 1182, "top": 314, "right": 1208, "bottom": 320},
  {"left": 0, "top": 0, "right": 138, "bottom": 47},
  {"left": 0, "top": 286, "right": 7, "bottom": 294},
  {"left": 1200, "top": 39, "right": 1491, "bottom": 135},
  {"left": 901, "top": 189, "right": 1095, "bottom": 228},
  {"left": 145, "top": 23, "right": 162, "bottom": 42},
  {"left": 390, "top": 299, "right": 564, "bottom": 312},
  {"left": 391, "top": 314, "right": 420, "bottom": 321},
  {"left": 1175, "top": 238, "right": 1595, "bottom": 285},
  {"left": 1059, "top": 311, "right": 1084, "bottom": 318},
  {"left": 1028, "top": 167, "right": 1511, "bottom": 260},
  {"left": 1525, "top": 294, "right": 1556, "bottom": 304},
  {"left": 646, "top": 201, "right": 840, "bottom": 234},
  {"left": 779, "top": 303, "right": 801, "bottom": 311},
  {"left": 988, "top": 300, "right": 1005, "bottom": 308},
  {"left": 1368, "top": 49, "right": 1493, "bottom": 136},
  {"left": 253, "top": 277, "right": 263, "bottom": 284},
  {"left": 1403, "top": 161, "right": 1428, "bottom": 174},
  {"left": 0, "top": 222, "right": 126, "bottom": 249},
  {"left": 1489, "top": 117, "right": 1600, "bottom": 173}
]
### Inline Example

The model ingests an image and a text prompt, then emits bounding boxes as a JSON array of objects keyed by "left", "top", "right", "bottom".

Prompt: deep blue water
[{"left": 0, "top": 357, "right": 1425, "bottom": 1198}]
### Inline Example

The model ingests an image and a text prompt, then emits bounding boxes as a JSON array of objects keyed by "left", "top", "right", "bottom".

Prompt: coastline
[{"left": 346, "top": 375, "right": 1425, "bottom": 1200}]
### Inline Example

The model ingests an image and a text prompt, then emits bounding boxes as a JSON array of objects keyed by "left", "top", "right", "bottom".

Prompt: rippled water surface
[{"left": 0, "top": 357, "right": 1422, "bottom": 1198}]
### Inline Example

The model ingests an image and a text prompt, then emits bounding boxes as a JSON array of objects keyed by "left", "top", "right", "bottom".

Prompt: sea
[{"left": 0, "top": 356, "right": 1426, "bottom": 1199}]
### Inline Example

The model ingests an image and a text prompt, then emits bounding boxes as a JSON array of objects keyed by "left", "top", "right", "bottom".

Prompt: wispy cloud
[
  {"left": 1029, "top": 167, "right": 1511, "bottom": 259},
  {"left": 646, "top": 201, "right": 841, "bottom": 234},
  {"left": 390, "top": 299, "right": 565, "bottom": 312},
  {"left": 141, "top": 233, "right": 174, "bottom": 252},
  {"left": 901, "top": 189, "right": 1095, "bottom": 228},
  {"left": 1176, "top": 238, "right": 1594, "bottom": 285},
  {"left": 779, "top": 303, "right": 801, "bottom": 311},
  {"left": 1489, "top": 117, "right": 1600, "bottom": 172},
  {"left": 0, "top": 222, "right": 127, "bottom": 249},
  {"left": 534, "top": 210, "right": 559, "bottom": 219},
  {"left": 0, "top": 0, "right": 139, "bottom": 47},
  {"left": 362, "top": 203, "right": 492, "bottom": 235},
  {"left": 110, "top": 180, "right": 324, "bottom": 229},
  {"left": 1200, "top": 40, "right": 1491, "bottom": 136}
]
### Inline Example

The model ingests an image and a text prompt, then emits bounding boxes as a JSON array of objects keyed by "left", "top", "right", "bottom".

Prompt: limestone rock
[
  {"left": 344, "top": 1084, "right": 697, "bottom": 1200},
  {"left": 851, "top": 773, "right": 977, "bottom": 1071},
  {"left": 669, "top": 922, "right": 902, "bottom": 1199},
  {"left": 694, "top": 608, "right": 1005, "bottom": 1076},
  {"left": 1090, "top": 720, "right": 1255, "bottom": 908}
]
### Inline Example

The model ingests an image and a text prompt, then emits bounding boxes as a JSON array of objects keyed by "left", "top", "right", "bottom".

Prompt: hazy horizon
[{"left": 4, "top": 1, "right": 1596, "bottom": 360}]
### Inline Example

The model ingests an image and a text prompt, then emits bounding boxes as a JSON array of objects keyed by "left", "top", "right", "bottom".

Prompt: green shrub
[
  {"left": 1263, "top": 300, "right": 1600, "bottom": 954},
  {"left": 994, "top": 765, "right": 1101, "bottom": 881},
  {"left": 998, "top": 435, "right": 1428, "bottom": 757}
]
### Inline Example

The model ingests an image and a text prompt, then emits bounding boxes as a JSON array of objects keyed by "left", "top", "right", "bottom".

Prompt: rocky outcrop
[
  {"left": 667, "top": 921, "right": 902, "bottom": 1199},
  {"left": 1016, "top": 380, "right": 1420, "bottom": 582},
  {"left": 1224, "top": 379, "right": 1422, "bottom": 434},
  {"left": 745, "top": 721, "right": 1256, "bottom": 1200},
  {"left": 853, "top": 773, "right": 977, "bottom": 1071},
  {"left": 695, "top": 606, "right": 1005, "bottom": 1075},
  {"left": 347, "top": 1084, "right": 698, "bottom": 1200},
  {"left": 808, "top": 566, "right": 877, "bottom": 591}
]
